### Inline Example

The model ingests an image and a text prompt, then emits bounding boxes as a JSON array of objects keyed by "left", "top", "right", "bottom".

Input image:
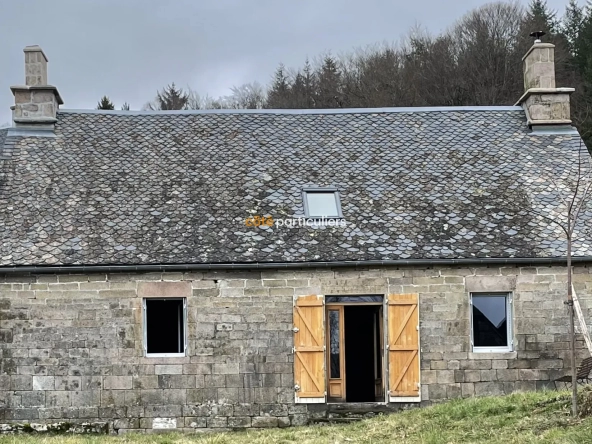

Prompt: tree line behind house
[{"left": 97, "top": 0, "right": 592, "bottom": 147}]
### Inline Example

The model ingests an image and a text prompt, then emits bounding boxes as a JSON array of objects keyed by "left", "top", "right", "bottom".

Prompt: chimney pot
[{"left": 24, "top": 45, "right": 49, "bottom": 86}]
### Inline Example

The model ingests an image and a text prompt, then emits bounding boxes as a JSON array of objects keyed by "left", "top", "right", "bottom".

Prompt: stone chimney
[
  {"left": 10, "top": 46, "right": 63, "bottom": 129},
  {"left": 516, "top": 42, "right": 574, "bottom": 128}
]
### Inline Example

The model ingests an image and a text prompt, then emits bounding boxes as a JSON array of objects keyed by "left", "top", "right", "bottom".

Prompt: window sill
[
  {"left": 468, "top": 351, "right": 517, "bottom": 360},
  {"left": 145, "top": 353, "right": 186, "bottom": 358},
  {"left": 141, "top": 355, "right": 189, "bottom": 364}
]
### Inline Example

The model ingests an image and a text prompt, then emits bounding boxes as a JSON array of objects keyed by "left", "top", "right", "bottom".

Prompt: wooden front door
[{"left": 325, "top": 300, "right": 385, "bottom": 403}]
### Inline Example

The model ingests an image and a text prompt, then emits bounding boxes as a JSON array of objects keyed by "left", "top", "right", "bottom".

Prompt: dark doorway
[{"left": 344, "top": 305, "right": 382, "bottom": 402}]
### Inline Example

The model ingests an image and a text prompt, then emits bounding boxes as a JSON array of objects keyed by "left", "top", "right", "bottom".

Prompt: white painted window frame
[
  {"left": 470, "top": 292, "right": 513, "bottom": 353},
  {"left": 143, "top": 297, "right": 187, "bottom": 358}
]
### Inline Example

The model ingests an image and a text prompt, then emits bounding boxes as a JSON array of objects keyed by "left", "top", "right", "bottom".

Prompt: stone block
[
  {"left": 152, "top": 417, "right": 177, "bottom": 429},
  {"left": 46, "top": 391, "right": 71, "bottom": 407},
  {"left": 213, "top": 363, "right": 239, "bottom": 375},
  {"left": 138, "top": 281, "right": 191, "bottom": 297},
  {"left": 207, "top": 416, "right": 228, "bottom": 428},
  {"left": 185, "top": 416, "right": 208, "bottom": 428},
  {"left": 496, "top": 369, "right": 519, "bottom": 381},
  {"left": 466, "top": 275, "right": 516, "bottom": 292},
  {"left": 436, "top": 370, "right": 455, "bottom": 384},
  {"left": 154, "top": 365, "right": 183, "bottom": 375},
  {"left": 480, "top": 370, "right": 497, "bottom": 381},
  {"left": 103, "top": 376, "right": 132, "bottom": 390},
  {"left": 460, "top": 360, "right": 492, "bottom": 370},
  {"left": 421, "top": 370, "right": 438, "bottom": 384},
  {"left": 55, "top": 376, "right": 81, "bottom": 391},
  {"left": 474, "top": 382, "right": 505, "bottom": 396},
  {"left": 252, "top": 416, "right": 279, "bottom": 428},
  {"left": 32, "top": 376, "right": 55, "bottom": 391},
  {"left": 114, "top": 418, "right": 140, "bottom": 430},
  {"left": 461, "top": 383, "right": 475, "bottom": 397},
  {"left": 427, "top": 384, "right": 447, "bottom": 400},
  {"left": 290, "top": 414, "right": 308, "bottom": 426},
  {"left": 228, "top": 416, "right": 251, "bottom": 428},
  {"left": 464, "top": 370, "right": 481, "bottom": 383},
  {"left": 144, "top": 405, "right": 182, "bottom": 418},
  {"left": 492, "top": 360, "right": 508, "bottom": 369},
  {"left": 11, "top": 375, "right": 32, "bottom": 391},
  {"left": 20, "top": 391, "right": 46, "bottom": 407}
]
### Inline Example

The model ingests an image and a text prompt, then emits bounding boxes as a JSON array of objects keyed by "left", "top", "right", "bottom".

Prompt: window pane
[
  {"left": 306, "top": 192, "right": 339, "bottom": 217},
  {"left": 326, "top": 295, "right": 383, "bottom": 303},
  {"left": 329, "top": 310, "right": 340, "bottom": 378},
  {"left": 472, "top": 295, "right": 508, "bottom": 347},
  {"left": 146, "top": 299, "right": 184, "bottom": 354}
]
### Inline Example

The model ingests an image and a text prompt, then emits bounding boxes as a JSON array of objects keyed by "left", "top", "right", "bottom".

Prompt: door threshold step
[{"left": 307, "top": 401, "right": 410, "bottom": 424}]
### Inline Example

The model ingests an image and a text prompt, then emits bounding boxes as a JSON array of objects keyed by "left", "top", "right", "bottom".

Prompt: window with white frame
[
  {"left": 470, "top": 293, "right": 513, "bottom": 352},
  {"left": 302, "top": 188, "right": 343, "bottom": 218},
  {"left": 143, "top": 298, "right": 187, "bottom": 356}
]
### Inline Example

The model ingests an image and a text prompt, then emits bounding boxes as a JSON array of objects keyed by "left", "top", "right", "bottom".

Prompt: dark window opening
[
  {"left": 145, "top": 298, "right": 186, "bottom": 355},
  {"left": 472, "top": 294, "right": 509, "bottom": 349}
]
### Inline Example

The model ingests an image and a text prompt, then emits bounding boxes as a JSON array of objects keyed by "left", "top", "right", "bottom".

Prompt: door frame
[
  {"left": 325, "top": 299, "right": 386, "bottom": 404},
  {"left": 325, "top": 304, "right": 346, "bottom": 402}
]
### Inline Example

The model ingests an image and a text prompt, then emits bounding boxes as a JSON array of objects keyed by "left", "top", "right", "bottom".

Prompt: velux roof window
[{"left": 303, "top": 188, "right": 343, "bottom": 218}]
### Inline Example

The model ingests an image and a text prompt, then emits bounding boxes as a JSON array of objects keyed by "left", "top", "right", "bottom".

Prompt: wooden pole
[{"left": 567, "top": 235, "right": 578, "bottom": 417}]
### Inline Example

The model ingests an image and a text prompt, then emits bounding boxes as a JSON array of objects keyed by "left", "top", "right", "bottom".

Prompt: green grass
[{"left": 2, "top": 390, "right": 592, "bottom": 443}]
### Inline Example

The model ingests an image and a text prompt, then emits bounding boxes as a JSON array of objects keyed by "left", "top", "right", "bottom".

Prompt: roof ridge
[{"left": 58, "top": 105, "right": 524, "bottom": 117}]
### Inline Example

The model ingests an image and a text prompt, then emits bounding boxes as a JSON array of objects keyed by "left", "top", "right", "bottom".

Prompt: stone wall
[{"left": 0, "top": 265, "right": 590, "bottom": 433}]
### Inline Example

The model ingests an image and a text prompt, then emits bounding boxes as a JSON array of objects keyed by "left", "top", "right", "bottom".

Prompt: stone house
[{"left": 0, "top": 42, "right": 590, "bottom": 433}]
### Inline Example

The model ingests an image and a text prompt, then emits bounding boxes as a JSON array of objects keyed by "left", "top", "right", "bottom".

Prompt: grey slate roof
[
  {"left": 0, "top": 107, "right": 590, "bottom": 266},
  {"left": 0, "top": 128, "right": 7, "bottom": 146}
]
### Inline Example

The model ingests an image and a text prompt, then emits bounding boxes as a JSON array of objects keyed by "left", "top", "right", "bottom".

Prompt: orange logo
[{"left": 245, "top": 215, "right": 274, "bottom": 227}]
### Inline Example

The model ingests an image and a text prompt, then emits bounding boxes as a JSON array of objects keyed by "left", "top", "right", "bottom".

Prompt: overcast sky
[{"left": 0, "top": 0, "right": 575, "bottom": 125}]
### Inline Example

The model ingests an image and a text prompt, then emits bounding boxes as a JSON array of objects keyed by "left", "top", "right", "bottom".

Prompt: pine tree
[
  {"left": 527, "top": 0, "right": 559, "bottom": 33},
  {"left": 265, "top": 64, "right": 291, "bottom": 108},
  {"left": 316, "top": 55, "right": 343, "bottom": 108},
  {"left": 562, "top": 0, "right": 585, "bottom": 57},
  {"left": 575, "top": 2, "right": 592, "bottom": 74},
  {"left": 302, "top": 58, "right": 315, "bottom": 108},
  {"left": 120, "top": 102, "right": 130, "bottom": 111},
  {"left": 148, "top": 83, "right": 189, "bottom": 110},
  {"left": 573, "top": 1, "right": 592, "bottom": 145},
  {"left": 289, "top": 72, "right": 306, "bottom": 108},
  {"left": 96, "top": 96, "right": 115, "bottom": 110}
]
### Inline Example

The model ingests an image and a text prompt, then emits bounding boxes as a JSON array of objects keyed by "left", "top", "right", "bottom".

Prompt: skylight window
[{"left": 303, "top": 188, "right": 342, "bottom": 218}]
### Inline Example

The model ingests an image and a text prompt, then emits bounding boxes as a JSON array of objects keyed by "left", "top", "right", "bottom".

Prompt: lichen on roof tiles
[{"left": 0, "top": 109, "right": 590, "bottom": 266}]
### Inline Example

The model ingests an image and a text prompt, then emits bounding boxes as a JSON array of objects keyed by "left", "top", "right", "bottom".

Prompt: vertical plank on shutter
[
  {"left": 294, "top": 295, "right": 326, "bottom": 403},
  {"left": 388, "top": 293, "right": 420, "bottom": 401}
]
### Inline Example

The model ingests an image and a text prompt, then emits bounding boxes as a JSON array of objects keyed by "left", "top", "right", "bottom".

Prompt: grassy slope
[{"left": 1, "top": 391, "right": 592, "bottom": 444}]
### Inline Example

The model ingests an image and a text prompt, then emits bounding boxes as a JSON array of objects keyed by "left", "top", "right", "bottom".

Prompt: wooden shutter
[
  {"left": 388, "top": 293, "right": 420, "bottom": 401},
  {"left": 293, "top": 295, "right": 326, "bottom": 403}
]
